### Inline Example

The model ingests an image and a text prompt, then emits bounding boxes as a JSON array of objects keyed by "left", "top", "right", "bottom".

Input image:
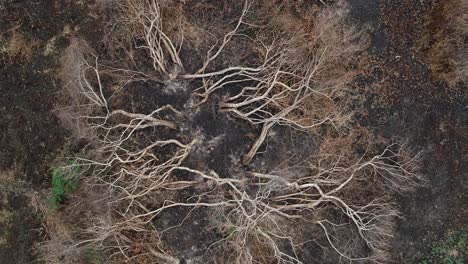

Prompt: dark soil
[
  {"left": 0, "top": 1, "right": 101, "bottom": 263},
  {"left": 0, "top": 180, "right": 42, "bottom": 264},
  {"left": 0, "top": 0, "right": 102, "bottom": 185},
  {"left": 0, "top": 0, "right": 466, "bottom": 263},
  {"left": 349, "top": 0, "right": 467, "bottom": 263}
]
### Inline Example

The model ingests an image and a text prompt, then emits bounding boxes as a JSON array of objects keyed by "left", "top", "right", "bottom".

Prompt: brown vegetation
[
  {"left": 4, "top": 31, "right": 34, "bottom": 59},
  {"left": 420, "top": 0, "right": 468, "bottom": 85}
]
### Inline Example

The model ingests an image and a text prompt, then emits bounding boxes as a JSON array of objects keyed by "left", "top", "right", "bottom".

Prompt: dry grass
[
  {"left": 4, "top": 31, "right": 34, "bottom": 59},
  {"left": 420, "top": 0, "right": 468, "bottom": 85},
  {"left": 35, "top": 183, "right": 115, "bottom": 264},
  {"left": 274, "top": 3, "right": 367, "bottom": 133}
]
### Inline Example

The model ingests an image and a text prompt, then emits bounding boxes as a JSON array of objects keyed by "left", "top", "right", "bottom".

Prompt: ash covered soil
[
  {"left": 350, "top": 1, "right": 467, "bottom": 262},
  {"left": 0, "top": 0, "right": 466, "bottom": 263}
]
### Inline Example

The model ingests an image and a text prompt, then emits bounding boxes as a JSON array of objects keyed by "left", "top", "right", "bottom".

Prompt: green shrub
[
  {"left": 49, "top": 160, "right": 81, "bottom": 206},
  {"left": 419, "top": 231, "right": 467, "bottom": 264}
]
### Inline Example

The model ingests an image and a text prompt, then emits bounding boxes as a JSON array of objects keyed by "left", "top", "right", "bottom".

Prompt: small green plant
[
  {"left": 226, "top": 225, "right": 239, "bottom": 241},
  {"left": 419, "top": 231, "right": 468, "bottom": 264},
  {"left": 49, "top": 159, "right": 81, "bottom": 206},
  {"left": 150, "top": 221, "right": 159, "bottom": 231}
]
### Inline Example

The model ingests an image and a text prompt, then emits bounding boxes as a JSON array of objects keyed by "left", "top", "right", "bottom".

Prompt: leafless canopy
[{"left": 42, "top": 1, "right": 423, "bottom": 263}]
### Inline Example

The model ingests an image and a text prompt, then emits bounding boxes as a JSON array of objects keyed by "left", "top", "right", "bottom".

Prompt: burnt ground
[
  {"left": 350, "top": 0, "right": 467, "bottom": 263},
  {"left": 0, "top": 0, "right": 466, "bottom": 263},
  {"left": 0, "top": 0, "right": 101, "bottom": 263}
]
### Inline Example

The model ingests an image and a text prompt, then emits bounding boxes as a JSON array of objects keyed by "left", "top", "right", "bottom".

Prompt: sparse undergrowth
[
  {"left": 49, "top": 160, "right": 81, "bottom": 206},
  {"left": 419, "top": 231, "right": 468, "bottom": 264},
  {"left": 419, "top": 0, "right": 468, "bottom": 86}
]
